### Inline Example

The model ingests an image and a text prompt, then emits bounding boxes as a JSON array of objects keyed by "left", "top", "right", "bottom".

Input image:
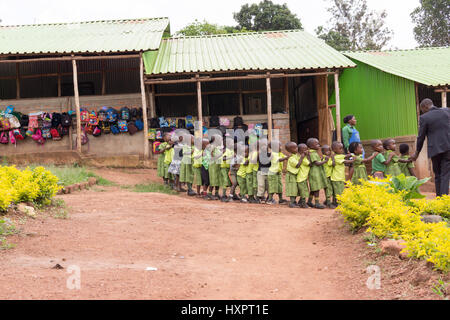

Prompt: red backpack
[
  {"left": 0, "top": 132, "right": 8, "bottom": 144},
  {"left": 32, "top": 129, "right": 45, "bottom": 145}
]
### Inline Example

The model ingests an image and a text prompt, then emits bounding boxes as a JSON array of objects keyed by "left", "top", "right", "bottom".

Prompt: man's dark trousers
[{"left": 431, "top": 150, "right": 450, "bottom": 196}]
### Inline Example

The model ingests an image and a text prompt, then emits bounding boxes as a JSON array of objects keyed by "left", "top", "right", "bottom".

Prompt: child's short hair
[
  {"left": 382, "top": 139, "right": 393, "bottom": 150},
  {"left": 306, "top": 138, "right": 317, "bottom": 148},
  {"left": 348, "top": 141, "right": 361, "bottom": 154},
  {"left": 331, "top": 141, "right": 342, "bottom": 150},
  {"left": 399, "top": 143, "right": 410, "bottom": 154}
]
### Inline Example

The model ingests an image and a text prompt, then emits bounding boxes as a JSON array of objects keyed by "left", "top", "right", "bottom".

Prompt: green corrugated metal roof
[
  {"left": 0, "top": 17, "right": 170, "bottom": 55},
  {"left": 344, "top": 47, "right": 450, "bottom": 87},
  {"left": 144, "top": 30, "right": 356, "bottom": 75}
]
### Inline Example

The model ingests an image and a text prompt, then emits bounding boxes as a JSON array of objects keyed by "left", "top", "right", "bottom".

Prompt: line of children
[{"left": 156, "top": 131, "right": 417, "bottom": 208}]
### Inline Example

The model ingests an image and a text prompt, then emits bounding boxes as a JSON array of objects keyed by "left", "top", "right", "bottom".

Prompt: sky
[{"left": 0, "top": 0, "right": 420, "bottom": 49}]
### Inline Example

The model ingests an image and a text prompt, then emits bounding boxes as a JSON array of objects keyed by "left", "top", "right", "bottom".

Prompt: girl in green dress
[
  {"left": 157, "top": 133, "right": 172, "bottom": 184},
  {"left": 383, "top": 139, "right": 411, "bottom": 177},
  {"left": 348, "top": 142, "right": 379, "bottom": 185},
  {"left": 306, "top": 138, "right": 329, "bottom": 209}
]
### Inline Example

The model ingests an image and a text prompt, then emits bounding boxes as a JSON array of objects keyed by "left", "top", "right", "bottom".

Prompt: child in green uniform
[
  {"left": 296, "top": 144, "right": 311, "bottom": 208},
  {"left": 157, "top": 133, "right": 171, "bottom": 184},
  {"left": 306, "top": 138, "right": 329, "bottom": 209},
  {"left": 371, "top": 140, "right": 395, "bottom": 179},
  {"left": 192, "top": 138, "right": 203, "bottom": 197},
  {"left": 180, "top": 135, "right": 196, "bottom": 196},
  {"left": 201, "top": 138, "right": 214, "bottom": 199},
  {"left": 246, "top": 143, "right": 258, "bottom": 203},
  {"left": 251, "top": 142, "right": 259, "bottom": 200},
  {"left": 285, "top": 142, "right": 300, "bottom": 208},
  {"left": 321, "top": 145, "right": 334, "bottom": 208},
  {"left": 348, "top": 142, "right": 379, "bottom": 185},
  {"left": 208, "top": 135, "right": 222, "bottom": 200},
  {"left": 256, "top": 139, "right": 270, "bottom": 204},
  {"left": 163, "top": 135, "right": 175, "bottom": 188},
  {"left": 398, "top": 144, "right": 416, "bottom": 177},
  {"left": 219, "top": 138, "right": 234, "bottom": 202},
  {"left": 383, "top": 139, "right": 402, "bottom": 177},
  {"left": 229, "top": 142, "right": 241, "bottom": 201},
  {"left": 331, "top": 142, "right": 354, "bottom": 205},
  {"left": 267, "top": 140, "right": 287, "bottom": 205},
  {"left": 237, "top": 145, "right": 249, "bottom": 203}
]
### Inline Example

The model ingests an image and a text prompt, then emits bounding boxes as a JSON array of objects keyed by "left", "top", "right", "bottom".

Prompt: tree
[
  {"left": 175, "top": 20, "right": 251, "bottom": 36},
  {"left": 315, "top": 0, "right": 393, "bottom": 51},
  {"left": 233, "top": 0, "right": 302, "bottom": 31},
  {"left": 411, "top": 0, "right": 450, "bottom": 47}
]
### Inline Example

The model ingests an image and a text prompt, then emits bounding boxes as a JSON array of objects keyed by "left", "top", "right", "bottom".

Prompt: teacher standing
[
  {"left": 411, "top": 99, "right": 450, "bottom": 196},
  {"left": 342, "top": 115, "right": 362, "bottom": 154}
]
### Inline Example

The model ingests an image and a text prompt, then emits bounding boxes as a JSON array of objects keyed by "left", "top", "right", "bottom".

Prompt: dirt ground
[{"left": 0, "top": 168, "right": 445, "bottom": 300}]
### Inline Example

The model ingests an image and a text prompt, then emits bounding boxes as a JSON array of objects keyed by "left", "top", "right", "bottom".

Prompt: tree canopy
[
  {"left": 411, "top": 0, "right": 450, "bottom": 47},
  {"left": 233, "top": 0, "right": 302, "bottom": 31},
  {"left": 316, "top": 0, "right": 393, "bottom": 51},
  {"left": 175, "top": 20, "right": 251, "bottom": 37}
]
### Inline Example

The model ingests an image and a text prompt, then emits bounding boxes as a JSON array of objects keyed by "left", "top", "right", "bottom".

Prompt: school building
[{"left": 330, "top": 47, "right": 450, "bottom": 178}]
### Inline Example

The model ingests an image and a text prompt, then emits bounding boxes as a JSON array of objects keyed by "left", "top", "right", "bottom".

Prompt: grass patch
[
  {"left": 0, "top": 218, "right": 17, "bottom": 250},
  {"left": 87, "top": 172, "right": 116, "bottom": 186},
  {"left": 131, "top": 183, "right": 178, "bottom": 195},
  {"left": 47, "top": 199, "right": 69, "bottom": 219}
]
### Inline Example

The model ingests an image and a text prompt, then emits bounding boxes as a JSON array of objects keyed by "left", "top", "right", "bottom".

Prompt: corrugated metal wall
[{"left": 330, "top": 60, "right": 418, "bottom": 140}]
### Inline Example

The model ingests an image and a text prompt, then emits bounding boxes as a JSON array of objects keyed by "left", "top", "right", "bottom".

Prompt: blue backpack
[
  {"left": 111, "top": 124, "right": 120, "bottom": 135},
  {"left": 134, "top": 119, "right": 144, "bottom": 131},
  {"left": 159, "top": 117, "right": 168, "bottom": 128},
  {"left": 107, "top": 108, "right": 118, "bottom": 123}
]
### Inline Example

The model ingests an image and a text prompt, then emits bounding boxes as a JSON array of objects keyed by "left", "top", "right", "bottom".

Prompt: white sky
[{"left": 0, "top": 0, "right": 420, "bottom": 49}]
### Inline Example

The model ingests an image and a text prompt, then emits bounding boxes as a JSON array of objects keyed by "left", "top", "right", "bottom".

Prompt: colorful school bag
[
  {"left": 153, "top": 141, "right": 162, "bottom": 154},
  {"left": 13, "top": 128, "right": 26, "bottom": 141},
  {"left": 155, "top": 130, "right": 163, "bottom": 140},
  {"left": 117, "top": 120, "right": 128, "bottom": 133},
  {"left": 32, "top": 129, "right": 45, "bottom": 145},
  {"left": 0, "top": 116, "right": 11, "bottom": 131},
  {"left": 134, "top": 119, "right": 144, "bottom": 131},
  {"left": 120, "top": 107, "right": 130, "bottom": 121},
  {"left": 100, "top": 121, "right": 111, "bottom": 134},
  {"left": 107, "top": 108, "right": 118, "bottom": 123},
  {"left": 89, "top": 110, "right": 99, "bottom": 126},
  {"left": 159, "top": 117, "right": 168, "bottom": 128},
  {"left": 50, "top": 126, "right": 62, "bottom": 141},
  {"left": 111, "top": 124, "right": 120, "bottom": 135},
  {"left": 9, "top": 130, "right": 16, "bottom": 146},
  {"left": 148, "top": 129, "right": 156, "bottom": 140},
  {"left": 0, "top": 132, "right": 8, "bottom": 144},
  {"left": 219, "top": 117, "right": 230, "bottom": 127},
  {"left": 80, "top": 109, "right": 90, "bottom": 123},
  {"left": 61, "top": 113, "right": 72, "bottom": 127},
  {"left": 97, "top": 109, "right": 108, "bottom": 122},
  {"left": 185, "top": 115, "right": 194, "bottom": 129}
]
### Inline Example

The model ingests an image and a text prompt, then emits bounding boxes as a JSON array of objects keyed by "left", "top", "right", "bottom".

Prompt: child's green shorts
[
  {"left": 220, "top": 167, "right": 231, "bottom": 188},
  {"left": 180, "top": 163, "right": 194, "bottom": 184},
  {"left": 237, "top": 175, "right": 247, "bottom": 195},
  {"left": 252, "top": 170, "right": 258, "bottom": 190},
  {"left": 163, "top": 163, "right": 173, "bottom": 180},
  {"left": 246, "top": 173, "right": 254, "bottom": 196},
  {"left": 192, "top": 166, "right": 202, "bottom": 186},
  {"left": 285, "top": 172, "right": 298, "bottom": 197},
  {"left": 209, "top": 163, "right": 220, "bottom": 187},
  {"left": 268, "top": 173, "right": 283, "bottom": 194},
  {"left": 331, "top": 180, "right": 345, "bottom": 197},
  {"left": 297, "top": 180, "right": 309, "bottom": 199},
  {"left": 325, "top": 176, "right": 333, "bottom": 198},
  {"left": 157, "top": 154, "right": 165, "bottom": 178}
]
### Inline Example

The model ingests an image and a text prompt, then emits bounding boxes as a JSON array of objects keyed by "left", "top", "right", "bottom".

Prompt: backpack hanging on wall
[
  {"left": 128, "top": 121, "right": 138, "bottom": 135},
  {"left": 111, "top": 124, "right": 120, "bottom": 135},
  {"left": 20, "top": 114, "right": 29, "bottom": 129},
  {"left": 89, "top": 110, "right": 99, "bottom": 126},
  {"left": 153, "top": 141, "right": 162, "bottom": 154},
  {"left": 32, "top": 129, "right": 45, "bottom": 145},
  {"left": 233, "top": 116, "right": 244, "bottom": 128},
  {"left": 185, "top": 115, "right": 194, "bottom": 129},
  {"left": 107, "top": 108, "right": 118, "bottom": 123},
  {"left": 92, "top": 126, "right": 102, "bottom": 137},
  {"left": 159, "top": 117, "right": 168, "bottom": 128},
  {"left": 0, "top": 116, "right": 11, "bottom": 132},
  {"left": 177, "top": 118, "right": 186, "bottom": 129},
  {"left": 100, "top": 121, "right": 111, "bottom": 134},
  {"left": 148, "top": 129, "right": 156, "bottom": 140},
  {"left": 118, "top": 120, "right": 128, "bottom": 133},
  {"left": 80, "top": 109, "right": 90, "bottom": 123},
  {"left": 134, "top": 119, "right": 144, "bottom": 131},
  {"left": 13, "top": 128, "right": 26, "bottom": 141},
  {"left": 51, "top": 113, "right": 62, "bottom": 128},
  {"left": 50, "top": 126, "right": 62, "bottom": 141},
  {"left": 98, "top": 109, "right": 108, "bottom": 122},
  {"left": 150, "top": 117, "right": 159, "bottom": 128},
  {"left": 61, "top": 113, "right": 72, "bottom": 127},
  {"left": 131, "top": 108, "right": 138, "bottom": 119},
  {"left": 0, "top": 132, "right": 8, "bottom": 144},
  {"left": 81, "top": 127, "right": 89, "bottom": 145},
  {"left": 209, "top": 115, "right": 220, "bottom": 127},
  {"left": 9, "top": 130, "right": 16, "bottom": 146}
]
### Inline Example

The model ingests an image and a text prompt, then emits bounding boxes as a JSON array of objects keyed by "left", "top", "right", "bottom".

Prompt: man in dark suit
[{"left": 411, "top": 98, "right": 450, "bottom": 196}]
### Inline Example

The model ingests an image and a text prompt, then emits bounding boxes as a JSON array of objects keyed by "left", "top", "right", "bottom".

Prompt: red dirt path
[{"left": 0, "top": 169, "right": 442, "bottom": 300}]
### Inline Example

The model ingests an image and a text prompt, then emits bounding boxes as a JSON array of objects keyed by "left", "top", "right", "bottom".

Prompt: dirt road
[{"left": 0, "top": 169, "right": 437, "bottom": 299}]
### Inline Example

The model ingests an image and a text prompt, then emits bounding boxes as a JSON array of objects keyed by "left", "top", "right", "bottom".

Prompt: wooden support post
[
  {"left": 239, "top": 80, "right": 244, "bottom": 115},
  {"left": 442, "top": 90, "right": 447, "bottom": 108},
  {"left": 101, "top": 60, "right": 106, "bottom": 95},
  {"left": 72, "top": 56, "right": 82, "bottom": 154},
  {"left": 15, "top": 63, "right": 20, "bottom": 99},
  {"left": 57, "top": 62, "right": 61, "bottom": 97},
  {"left": 334, "top": 72, "right": 342, "bottom": 142},
  {"left": 284, "top": 77, "right": 289, "bottom": 114},
  {"left": 140, "top": 53, "right": 150, "bottom": 159},
  {"left": 266, "top": 72, "right": 273, "bottom": 142},
  {"left": 196, "top": 75, "right": 203, "bottom": 135},
  {"left": 148, "top": 84, "right": 156, "bottom": 118}
]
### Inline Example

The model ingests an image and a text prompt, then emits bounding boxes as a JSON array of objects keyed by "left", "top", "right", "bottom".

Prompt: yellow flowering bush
[
  {"left": 337, "top": 177, "right": 450, "bottom": 272},
  {"left": 0, "top": 165, "right": 61, "bottom": 211},
  {"left": 411, "top": 195, "right": 450, "bottom": 219}
]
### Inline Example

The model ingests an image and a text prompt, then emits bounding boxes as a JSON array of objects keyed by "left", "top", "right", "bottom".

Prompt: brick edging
[{"left": 57, "top": 177, "right": 97, "bottom": 195}]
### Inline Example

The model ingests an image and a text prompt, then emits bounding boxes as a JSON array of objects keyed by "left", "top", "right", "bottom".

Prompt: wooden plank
[
  {"left": 101, "top": 60, "right": 106, "bottom": 95},
  {"left": 315, "top": 75, "right": 330, "bottom": 146},
  {"left": 149, "top": 84, "right": 156, "bottom": 118},
  {"left": 72, "top": 57, "right": 82, "bottom": 154},
  {"left": 334, "top": 73, "right": 342, "bottom": 142},
  {"left": 266, "top": 72, "right": 273, "bottom": 142},
  {"left": 153, "top": 88, "right": 283, "bottom": 97},
  {"left": 15, "top": 63, "right": 20, "bottom": 99},
  {"left": 145, "top": 71, "right": 337, "bottom": 85},
  {"left": 0, "top": 54, "right": 141, "bottom": 64},
  {"left": 284, "top": 77, "right": 289, "bottom": 113},
  {"left": 57, "top": 62, "right": 61, "bottom": 97},
  {"left": 140, "top": 53, "right": 150, "bottom": 159},
  {"left": 196, "top": 75, "right": 203, "bottom": 135},
  {"left": 239, "top": 80, "right": 244, "bottom": 115}
]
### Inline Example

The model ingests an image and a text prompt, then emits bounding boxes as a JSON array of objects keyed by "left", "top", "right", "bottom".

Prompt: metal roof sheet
[
  {"left": 144, "top": 30, "right": 356, "bottom": 75},
  {"left": 0, "top": 17, "right": 170, "bottom": 55},
  {"left": 344, "top": 47, "right": 450, "bottom": 87}
]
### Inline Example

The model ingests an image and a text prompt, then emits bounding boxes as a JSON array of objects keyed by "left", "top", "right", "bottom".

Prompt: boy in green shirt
[
  {"left": 192, "top": 139, "right": 203, "bottom": 197},
  {"left": 246, "top": 143, "right": 258, "bottom": 203},
  {"left": 219, "top": 138, "right": 234, "bottom": 202},
  {"left": 296, "top": 144, "right": 311, "bottom": 208},
  {"left": 267, "top": 140, "right": 287, "bottom": 205},
  {"left": 321, "top": 145, "right": 335, "bottom": 209},
  {"left": 237, "top": 145, "right": 249, "bottom": 203},
  {"left": 180, "top": 135, "right": 196, "bottom": 196},
  {"left": 331, "top": 142, "right": 354, "bottom": 205},
  {"left": 371, "top": 140, "right": 395, "bottom": 179},
  {"left": 399, "top": 144, "right": 416, "bottom": 177},
  {"left": 284, "top": 142, "right": 300, "bottom": 208},
  {"left": 306, "top": 138, "right": 329, "bottom": 209}
]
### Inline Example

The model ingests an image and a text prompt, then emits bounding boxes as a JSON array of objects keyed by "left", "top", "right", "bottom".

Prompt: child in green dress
[
  {"left": 382, "top": 139, "right": 402, "bottom": 177},
  {"left": 330, "top": 142, "right": 354, "bottom": 205},
  {"left": 267, "top": 140, "right": 287, "bottom": 205},
  {"left": 219, "top": 138, "right": 234, "bottom": 202},
  {"left": 321, "top": 145, "right": 334, "bottom": 208},
  {"left": 192, "top": 137, "right": 203, "bottom": 197},
  {"left": 246, "top": 142, "right": 259, "bottom": 203},
  {"left": 208, "top": 135, "right": 222, "bottom": 200},
  {"left": 371, "top": 140, "right": 395, "bottom": 179},
  {"left": 306, "top": 138, "right": 329, "bottom": 209},
  {"left": 180, "top": 135, "right": 196, "bottom": 196},
  {"left": 229, "top": 142, "right": 241, "bottom": 201},
  {"left": 348, "top": 142, "right": 379, "bottom": 185},
  {"left": 163, "top": 135, "right": 175, "bottom": 189},
  {"left": 237, "top": 145, "right": 250, "bottom": 203},
  {"left": 398, "top": 144, "right": 416, "bottom": 177},
  {"left": 157, "top": 133, "right": 171, "bottom": 184},
  {"left": 284, "top": 142, "right": 300, "bottom": 208},
  {"left": 296, "top": 144, "right": 311, "bottom": 208}
]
